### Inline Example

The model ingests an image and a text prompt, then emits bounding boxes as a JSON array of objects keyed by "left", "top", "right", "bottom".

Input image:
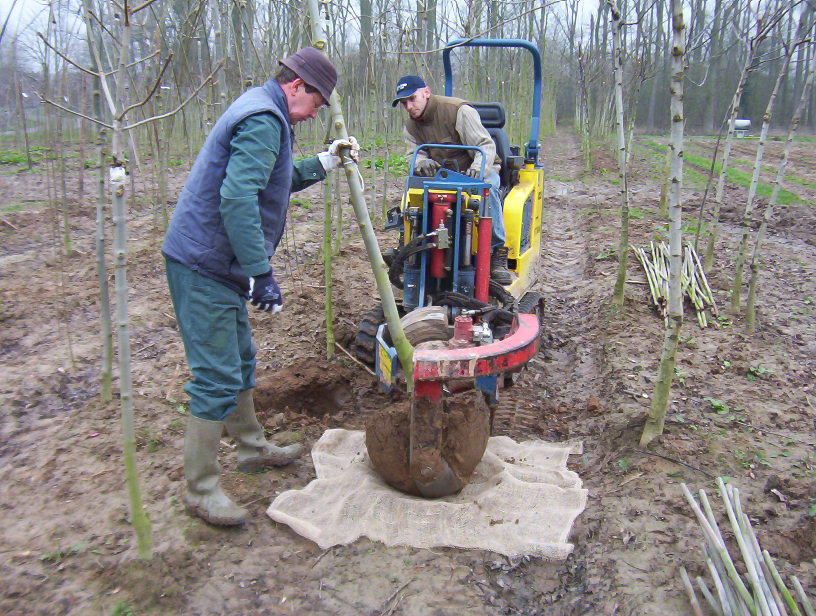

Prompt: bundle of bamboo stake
[
  {"left": 630, "top": 241, "right": 718, "bottom": 327},
  {"left": 680, "top": 478, "right": 815, "bottom": 616}
]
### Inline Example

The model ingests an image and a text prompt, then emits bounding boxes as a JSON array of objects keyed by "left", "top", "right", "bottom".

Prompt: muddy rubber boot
[
  {"left": 224, "top": 389, "right": 302, "bottom": 473},
  {"left": 183, "top": 415, "right": 248, "bottom": 526},
  {"left": 490, "top": 246, "right": 513, "bottom": 285}
]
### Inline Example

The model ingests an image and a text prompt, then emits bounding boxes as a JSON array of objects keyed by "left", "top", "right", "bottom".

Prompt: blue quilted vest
[{"left": 162, "top": 78, "right": 293, "bottom": 295}]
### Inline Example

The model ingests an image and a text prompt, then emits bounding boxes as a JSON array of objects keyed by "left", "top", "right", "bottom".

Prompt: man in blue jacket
[{"left": 163, "top": 47, "right": 359, "bottom": 526}]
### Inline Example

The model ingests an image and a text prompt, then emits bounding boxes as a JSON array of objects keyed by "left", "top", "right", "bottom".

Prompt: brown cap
[{"left": 279, "top": 47, "right": 337, "bottom": 103}]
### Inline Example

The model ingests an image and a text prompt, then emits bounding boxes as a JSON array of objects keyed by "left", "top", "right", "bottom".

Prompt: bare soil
[{"left": 1, "top": 132, "right": 814, "bottom": 615}]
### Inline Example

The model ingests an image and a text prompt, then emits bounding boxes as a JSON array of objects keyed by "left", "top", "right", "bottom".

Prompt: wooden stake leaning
[
  {"left": 631, "top": 241, "right": 717, "bottom": 327},
  {"left": 680, "top": 480, "right": 814, "bottom": 616}
]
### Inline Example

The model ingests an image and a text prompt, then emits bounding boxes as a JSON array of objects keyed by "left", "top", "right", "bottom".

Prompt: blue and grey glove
[{"left": 248, "top": 270, "right": 283, "bottom": 313}]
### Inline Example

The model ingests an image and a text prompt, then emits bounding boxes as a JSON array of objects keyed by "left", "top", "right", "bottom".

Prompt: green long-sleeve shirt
[{"left": 219, "top": 112, "right": 326, "bottom": 277}]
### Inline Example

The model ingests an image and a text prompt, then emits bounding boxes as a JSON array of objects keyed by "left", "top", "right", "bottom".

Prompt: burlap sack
[{"left": 267, "top": 429, "right": 587, "bottom": 559}]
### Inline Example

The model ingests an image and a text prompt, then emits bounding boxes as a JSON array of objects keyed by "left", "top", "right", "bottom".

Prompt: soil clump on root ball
[{"left": 365, "top": 389, "right": 490, "bottom": 497}]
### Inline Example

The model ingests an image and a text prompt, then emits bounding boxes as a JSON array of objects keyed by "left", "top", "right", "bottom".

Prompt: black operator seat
[{"left": 471, "top": 102, "right": 523, "bottom": 190}]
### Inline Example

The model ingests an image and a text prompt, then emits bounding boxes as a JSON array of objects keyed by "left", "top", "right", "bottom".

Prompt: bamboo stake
[
  {"left": 736, "top": 501, "right": 781, "bottom": 616},
  {"left": 791, "top": 578, "right": 814, "bottom": 616},
  {"left": 681, "top": 567, "right": 706, "bottom": 616},
  {"left": 683, "top": 480, "right": 814, "bottom": 616},
  {"left": 762, "top": 551, "right": 803, "bottom": 616},
  {"left": 697, "top": 575, "right": 726, "bottom": 616},
  {"left": 682, "top": 483, "right": 757, "bottom": 612},
  {"left": 720, "top": 482, "right": 769, "bottom": 615},
  {"left": 633, "top": 240, "right": 716, "bottom": 328},
  {"left": 708, "top": 555, "right": 736, "bottom": 616}
]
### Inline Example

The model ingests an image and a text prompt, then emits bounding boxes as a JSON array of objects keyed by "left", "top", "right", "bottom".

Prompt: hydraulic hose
[{"left": 388, "top": 233, "right": 435, "bottom": 289}]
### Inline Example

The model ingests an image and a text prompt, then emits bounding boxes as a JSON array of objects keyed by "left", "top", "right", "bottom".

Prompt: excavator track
[{"left": 352, "top": 305, "right": 384, "bottom": 365}]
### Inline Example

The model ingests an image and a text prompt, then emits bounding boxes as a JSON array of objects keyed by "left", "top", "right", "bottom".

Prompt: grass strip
[
  {"left": 681, "top": 151, "right": 804, "bottom": 205},
  {"left": 638, "top": 138, "right": 813, "bottom": 202}
]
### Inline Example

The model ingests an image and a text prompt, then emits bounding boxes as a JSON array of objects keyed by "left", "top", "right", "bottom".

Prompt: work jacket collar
[{"left": 418, "top": 94, "right": 440, "bottom": 124}]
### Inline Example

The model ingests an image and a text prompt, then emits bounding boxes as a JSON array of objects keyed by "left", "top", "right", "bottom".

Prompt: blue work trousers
[
  {"left": 165, "top": 258, "right": 255, "bottom": 421},
  {"left": 485, "top": 170, "right": 505, "bottom": 251}
]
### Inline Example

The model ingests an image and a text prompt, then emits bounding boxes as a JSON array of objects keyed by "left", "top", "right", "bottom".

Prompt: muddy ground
[{"left": 1, "top": 132, "right": 814, "bottom": 615}]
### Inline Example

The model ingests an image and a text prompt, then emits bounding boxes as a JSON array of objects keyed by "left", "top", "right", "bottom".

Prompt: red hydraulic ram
[
  {"left": 474, "top": 216, "right": 492, "bottom": 302},
  {"left": 429, "top": 192, "right": 454, "bottom": 279}
]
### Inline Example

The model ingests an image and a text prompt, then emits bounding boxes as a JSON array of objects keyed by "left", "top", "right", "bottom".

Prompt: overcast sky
[{"left": 1, "top": 0, "right": 48, "bottom": 33}]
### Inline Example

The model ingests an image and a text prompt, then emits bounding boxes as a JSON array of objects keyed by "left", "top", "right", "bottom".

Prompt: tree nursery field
[{"left": 0, "top": 132, "right": 814, "bottom": 615}]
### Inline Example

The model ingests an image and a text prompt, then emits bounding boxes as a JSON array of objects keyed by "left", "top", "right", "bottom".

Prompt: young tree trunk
[
  {"left": 702, "top": 51, "right": 754, "bottom": 273},
  {"left": 12, "top": 48, "right": 32, "bottom": 169},
  {"left": 333, "top": 170, "right": 343, "bottom": 256},
  {"left": 641, "top": 0, "right": 685, "bottom": 447},
  {"left": 610, "top": 0, "right": 629, "bottom": 307},
  {"left": 323, "top": 178, "right": 335, "bottom": 360},
  {"left": 577, "top": 42, "right": 592, "bottom": 172},
  {"left": 730, "top": 13, "right": 805, "bottom": 314},
  {"left": 306, "top": 0, "right": 415, "bottom": 389},
  {"left": 658, "top": 146, "right": 671, "bottom": 218},
  {"left": 82, "top": 0, "right": 153, "bottom": 559},
  {"left": 94, "top": 96, "right": 113, "bottom": 403},
  {"left": 80, "top": 1, "right": 114, "bottom": 404},
  {"left": 704, "top": 0, "right": 724, "bottom": 133},
  {"left": 111, "top": 9, "right": 153, "bottom": 560},
  {"left": 644, "top": 1, "right": 659, "bottom": 130},
  {"left": 746, "top": 47, "right": 815, "bottom": 332},
  {"left": 703, "top": 8, "right": 779, "bottom": 272}
]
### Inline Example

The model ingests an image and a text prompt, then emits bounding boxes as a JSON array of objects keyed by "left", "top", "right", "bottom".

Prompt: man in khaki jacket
[{"left": 391, "top": 75, "right": 512, "bottom": 284}]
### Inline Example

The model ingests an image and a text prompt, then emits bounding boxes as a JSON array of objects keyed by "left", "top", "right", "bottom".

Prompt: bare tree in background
[
  {"left": 730, "top": 8, "right": 811, "bottom": 314},
  {"left": 746, "top": 45, "right": 816, "bottom": 333}
]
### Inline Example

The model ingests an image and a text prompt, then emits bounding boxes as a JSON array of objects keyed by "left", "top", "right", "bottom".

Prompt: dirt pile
[
  {"left": 365, "top": 389, "right": 490, "bottom": 496},
  {"left": 254, "top": 358, "right": 354, "bottom": 418}
]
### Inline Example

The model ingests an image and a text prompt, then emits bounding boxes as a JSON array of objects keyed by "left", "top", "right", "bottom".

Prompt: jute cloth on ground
[{"left": 267, "top": 429, "right": 587, "bottom": 559}]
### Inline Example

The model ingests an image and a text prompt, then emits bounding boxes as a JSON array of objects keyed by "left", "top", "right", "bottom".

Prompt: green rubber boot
[
  {"left": 183, "top": 415, "right": 247, "bottom": 526},
  {"left": 224, "top": 389, "right": 303, "bottom": 473}
]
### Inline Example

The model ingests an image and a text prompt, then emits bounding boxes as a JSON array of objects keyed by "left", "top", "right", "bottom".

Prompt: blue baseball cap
[{"left": 391, "top": 75, "right": 426, "bottom": 107}]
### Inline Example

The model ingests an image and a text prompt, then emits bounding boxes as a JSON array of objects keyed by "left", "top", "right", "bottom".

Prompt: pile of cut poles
[
  {"left": 630, "top": 241, "right": 718, "bottom": 327},
  {"left": 680, "top": 478, "right": 815, "bottom": 616}
]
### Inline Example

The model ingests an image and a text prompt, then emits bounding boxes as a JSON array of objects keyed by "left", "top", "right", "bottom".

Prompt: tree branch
[
  {"left": 0, "top": 0, "right": 20, "bottom": 48},
  {"left": 84, "top": 9, "right": 118, "bottom": 116},
  {"left": 123, "top": 60, "right": 223, "bottom": 130},
  {"left": 130, "top": 0, "right": 162, "bottom": 16},
  {"left": 124, "top": 48, "right": 160, "bottom": 71},
  {"left": 117, "top": 52, "right": 173, "bottom": 119},
  {"left": 37, "top": 31, "right": 98, "bottom": 77},
  {"left": 38, "top": 94, "right": 113, "bottom": 129},
  {"left": 397, "top": 0, "right": 564, "bottom": 55},
  {"left": 87, "top": 8, "right": 119, "bottom": 45}
]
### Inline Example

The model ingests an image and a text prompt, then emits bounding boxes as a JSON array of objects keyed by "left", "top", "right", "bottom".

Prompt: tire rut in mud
[
  {"left": 493, "top": 151, "right": 606, "bottom": 443},
  {"left": 486, "top": 198, "right": 606, "bottom": 610}
]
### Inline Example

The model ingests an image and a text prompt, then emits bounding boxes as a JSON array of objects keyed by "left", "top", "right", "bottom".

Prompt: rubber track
[{"left": 353, "top": 305, "right": 384, "bottom": 365}]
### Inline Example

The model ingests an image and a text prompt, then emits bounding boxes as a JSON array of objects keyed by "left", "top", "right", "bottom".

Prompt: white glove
[{"left": 319, "top": 136, "right": 360, "bottom": 172}]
